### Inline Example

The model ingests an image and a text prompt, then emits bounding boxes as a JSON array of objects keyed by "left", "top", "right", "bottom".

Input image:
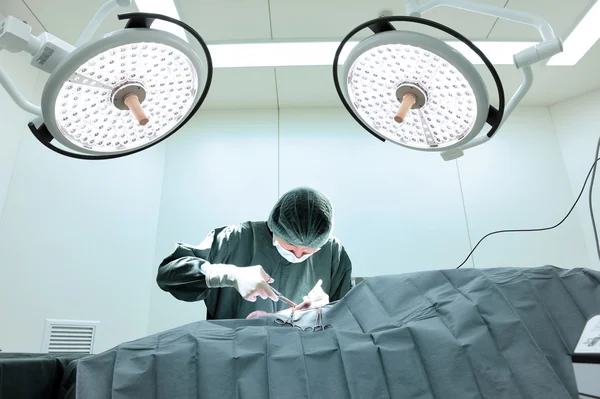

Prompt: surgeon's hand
[
  {"left": 231, "top": 265, "right": 279, "bottom": 302},
  {"left": 293, "top": 279, "right": 329, "bottom": 310},
  {"left": 202, "top": 263, "right": 278, "bottom": 302}
]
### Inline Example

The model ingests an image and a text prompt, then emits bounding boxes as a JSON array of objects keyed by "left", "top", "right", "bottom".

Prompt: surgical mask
[{"left": 273, "top": 238, "right": 318, "bottom": 263}]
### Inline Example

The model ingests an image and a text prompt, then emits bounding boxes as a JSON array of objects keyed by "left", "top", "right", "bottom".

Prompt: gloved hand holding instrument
[
  {"left": 201, "top": 264, "right": 279, "bottom": 302},
  {"left": 245, "top": 281, "right": 330, "bottom": 319},
  {"left": 202, "top": 263, "right": 329, "bottom": 312}
]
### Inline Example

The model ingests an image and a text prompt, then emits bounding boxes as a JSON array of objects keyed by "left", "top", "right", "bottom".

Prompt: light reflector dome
[
  {"left": 42, "top": 28, "right": 206, "bottom": 155},
  {"left": 0, "top": 5, "right": 213, "bottom": 160},
  {"left": 334, "top": 3, "right": 565, "bottom": 160},
  {"left": 341, "top": 30, "right": 489, "bottom": 151}
]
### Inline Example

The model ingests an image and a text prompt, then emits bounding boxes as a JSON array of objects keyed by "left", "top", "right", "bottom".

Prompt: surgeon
[{"left": 156, "top": 187, "right": 353, "bottom": 320}]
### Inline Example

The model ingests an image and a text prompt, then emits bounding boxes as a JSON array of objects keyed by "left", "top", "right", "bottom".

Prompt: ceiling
[{"left": 2, "top": 0, "right": 599, "bottom": 109}]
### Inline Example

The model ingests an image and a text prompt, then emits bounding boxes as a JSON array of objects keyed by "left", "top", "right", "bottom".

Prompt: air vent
[{"left": 41, "top": 319, "right": 99, "bottom": 354}]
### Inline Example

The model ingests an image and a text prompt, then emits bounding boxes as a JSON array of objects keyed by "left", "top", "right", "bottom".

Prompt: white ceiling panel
[
  {"left": 269, "top": 0, "right": 507, "bottom": 40},
  {"left": 488, "top": 0, "right": 593, "bottom": 40},
  {"left": 178, "top": 0, "right": 272, "bottom": 41},
  {"left": 22, "top": 0, "right": 132, "bottom": 45},
  {"left": 22, "top": 0, "right": 273, "bottom": 44},
  {"left": 201, "top": 68, "right": 278, "bottom": 109},
  {"left": 408, "top": 0, "right": 508, "bottom": 39},
  {"left": 1, "top": 0, "right": 45, "bottom": 36}
]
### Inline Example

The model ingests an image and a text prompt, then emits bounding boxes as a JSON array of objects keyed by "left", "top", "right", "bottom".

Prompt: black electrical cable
[
  {"left": 588, "top": 136, "right": 600, "bottom": 261},
  {"left": 456, "top": 151, "right": 600, "bottom": 269},
  {"left": 579, "top": 393, "right": 600, "bottom": 399}
]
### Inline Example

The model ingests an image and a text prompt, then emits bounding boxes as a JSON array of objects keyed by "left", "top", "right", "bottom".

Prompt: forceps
[
  {"left": 274, "top": 307, "right": 333, "bottom": 331},
  {"left": 270, "top": 287, "right": 297, "bottom": 308},
  {"left": 274, "top": 308, "right": 303, "bottom": 330},
  {"left": 306, "top": 307, "right": 333, "bottom": 332}
]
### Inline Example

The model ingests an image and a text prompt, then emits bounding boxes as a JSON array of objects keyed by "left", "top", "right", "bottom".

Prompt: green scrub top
[{"left": 157, "top": 221, "right": 353, "bottom": 320}]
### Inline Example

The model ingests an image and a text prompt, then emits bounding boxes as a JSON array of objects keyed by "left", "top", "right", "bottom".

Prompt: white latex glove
[
  {"left": 202, "top": 264, "right": 279, "bottom": 302},
  {"left": 294, "top": 279, "right": 329, "bottom": 310}
]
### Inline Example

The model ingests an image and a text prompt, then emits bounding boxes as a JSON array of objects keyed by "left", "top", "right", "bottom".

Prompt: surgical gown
[{"left": 157, "top": 221, "right": 353, "bottom": 320}]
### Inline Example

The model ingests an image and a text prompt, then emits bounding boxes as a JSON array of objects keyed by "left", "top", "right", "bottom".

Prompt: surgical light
[
  {"left": 0, "top": 0, "right": 212, "bottom": 160},
  {"left": 333, "top": 0, "right": 564, "bottom": 160}
]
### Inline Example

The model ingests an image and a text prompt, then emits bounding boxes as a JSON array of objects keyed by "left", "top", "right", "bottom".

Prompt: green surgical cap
[{"left": 267, "top": 187, "right": 334, "bottom": 248}]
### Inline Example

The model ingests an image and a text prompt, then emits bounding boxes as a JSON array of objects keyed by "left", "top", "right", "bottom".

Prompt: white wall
[
  {"left": 459, "top": 107, "right": 590, "bottom": 268},
  {"left": 551, "top": 89, "right": 600, "bottom": 269},
  {"left": 0, "top": 52, "right": 166, "bottom": 353}
]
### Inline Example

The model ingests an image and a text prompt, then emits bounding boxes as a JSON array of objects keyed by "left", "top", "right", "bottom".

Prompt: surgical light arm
[
  {"left": 76, "top": 0, "right": 132, "bottom": 47},
  {"left": 0, "top": 0, "right": 132, "bottom": 116},
  {"left": 405, "top": 0, "right": 563, "bottom": 160}
]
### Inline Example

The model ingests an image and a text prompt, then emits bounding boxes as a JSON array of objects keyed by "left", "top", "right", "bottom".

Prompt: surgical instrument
[
  {"left": 274, "top": 307, "right": 333, "bottom": 331},
  {"left": 271, "top": 287, "right": 298, "bottom": 308}
]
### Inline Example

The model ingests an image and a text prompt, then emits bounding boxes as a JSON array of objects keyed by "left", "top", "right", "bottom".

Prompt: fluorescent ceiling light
[
  {"left": 133, "top": 0, "right": 585, "bottom": 68},
  {"left": 548, "top": 0, "right": 600, "bottom": 66},
  {"left": 207, "top": 41, "right": 536, "bottom": 68},
  {"left": 134, "top": 0, "right": 187, "bottom": 41},
  {"left": 209, "top": 42, "right": 357, "bottom": 68}
]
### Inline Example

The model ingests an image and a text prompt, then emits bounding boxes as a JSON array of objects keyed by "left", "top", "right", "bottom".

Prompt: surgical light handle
[{"left": 395, "top": 94, "right": 416, "bottom": 123}]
